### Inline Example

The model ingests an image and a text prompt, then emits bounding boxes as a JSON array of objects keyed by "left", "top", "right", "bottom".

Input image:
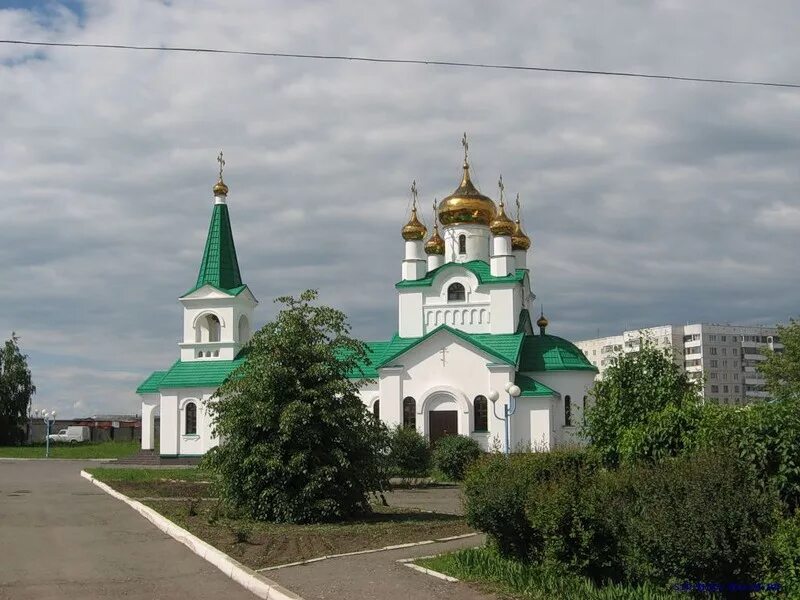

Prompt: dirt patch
[{"left": 145, "top": 499, "right": 474, "bottom": 570}]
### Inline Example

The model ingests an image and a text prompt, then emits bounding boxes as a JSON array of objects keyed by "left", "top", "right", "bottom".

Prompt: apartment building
[{"left": 576, "top": 323, "right": 783, "bottom": 405}]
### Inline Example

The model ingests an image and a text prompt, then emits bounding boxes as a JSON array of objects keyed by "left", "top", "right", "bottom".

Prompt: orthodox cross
[
  {"left": 439, "top": 346, "right": 449, "bottom": 366},
  {"left": 217, "top": 150, "right": 225, "bottom": 180},
  {"left": 515, "top": 192, "right": 521, "bottom": 221},
  {"left": 461, "top": 132, "right": 469, "bottom": 164},
  {"left": 432, "top": 197, "right": 437, "bottom": 222},
  {"left": 498, "top": 174, "right": 505, "bottom": 205},
  {"left": 411, "top": 179, "right": 418, "bottom": 210}
]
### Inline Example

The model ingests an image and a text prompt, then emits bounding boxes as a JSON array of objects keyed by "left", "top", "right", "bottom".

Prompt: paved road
[{"left": 0, "top": 459, "right": 256, "bottom": 600}]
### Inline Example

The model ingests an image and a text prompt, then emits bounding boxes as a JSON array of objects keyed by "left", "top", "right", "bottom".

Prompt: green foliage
[
  {"left": 203, "top": 290, "right": 389, "bottom": 523},
  {"left": 431, "top": 434, "right": 482, "bottom": 481},
  {"left": 617, "top": 402, "right": 706, "bottom": 464},
  {"left": 417, "top": 546, "right": 683, "bottom": 600},
  {"left": 757, "top": 511, "right": 800, "bottom": 598},
  {"left": 759, "top": 318, "right": 800, "bottom": 402},
  {"left": 387, "top": 425, "right": 430, "bottom": 478},
  {"left": 0, "top": 333, "right": 36, "bottom": 445},
  {"left": 463, "top": 449, "right": 599, "bottom": 561},
  {"left": 583, "top": 339, "right": 699, "bottom": 467}
]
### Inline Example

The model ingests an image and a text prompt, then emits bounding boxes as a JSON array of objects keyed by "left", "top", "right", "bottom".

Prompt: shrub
[
  {"left": 432, "top": 435, "right": 482, "bottom": 481},
  {"left": 387, "top": 425, "right": 430, "bottom": 478},
  {"left": 757, "top": 511, "right": 800, "bottom": 598},
  {"left": 463, "top": 448, "right": 599, "bottom": 561}
]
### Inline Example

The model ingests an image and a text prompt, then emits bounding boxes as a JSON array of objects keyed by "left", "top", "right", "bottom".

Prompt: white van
[{"left": 47, "top": 426, "right": 90, "bottom": 443}]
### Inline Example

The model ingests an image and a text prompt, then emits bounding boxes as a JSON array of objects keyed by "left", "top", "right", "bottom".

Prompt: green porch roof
[
  {"left": 395, "top": 260, "right": 527, "bottom": 288},
  {"left": 515, "top": 373, "right": 558, "bottom": 397},
  {"left": 136, "top": 370, "right": 168, "bottom": 394},
  {"left": 136, "top": 351, "right": 246, "bottom": 394},
  {"left": 184, "top": 202, "right": 243, "bottom": 296},
  {"left": 518, "top": 335, "right": 598, "bottom": 372}
]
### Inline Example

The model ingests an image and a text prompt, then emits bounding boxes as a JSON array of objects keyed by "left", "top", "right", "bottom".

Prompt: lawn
[
  {"left": 0, "top": 440, "right": 139, "bottom": 459},
  {"left": 88, "top": 466, "right": 474, "bottom": 569},
  {"left": 416, "top": 547, "right": 687, "bottom": 600}
]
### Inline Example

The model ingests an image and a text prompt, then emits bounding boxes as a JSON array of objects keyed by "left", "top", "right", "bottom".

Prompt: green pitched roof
[
  {"left": 515, "top": 373, "right": 558, "bottom": 397},
  {"left": 186, "top": 202, "right": 243, "bottom": 295},
  {"left": 136, "top": 370, "right": 168, "bottom": 394},
  {"left": 395, "top": 260, "right": 527, "bottom": 288},
  {"left": 519, "top": 335, "right": 598, "bottom": 372}
]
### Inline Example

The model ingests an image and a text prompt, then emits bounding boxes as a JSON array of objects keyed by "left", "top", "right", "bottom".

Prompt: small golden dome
[
  {"left": 490, "top": 199, "right": 515, "bottom": 237},
  {"left": 402, "top": 206, "right": 427, "bottom": 240},
  {"left": 511, "top": 218, "right": 531, "bottom": 250},
  {"left": 536, "top": 313, "right": 549, "bottom": 329},
  {"left": 213, "top": 178, "right": 229, "bottom": 196},
  {"left": 438, "top": 162, "right": 496, "bottom": 227},
  {"left": 425, "top": 224, "right": 445, "bottom": 255}
]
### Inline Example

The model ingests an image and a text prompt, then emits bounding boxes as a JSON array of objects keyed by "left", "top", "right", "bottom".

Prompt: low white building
[
  {"left": 576, "top": 323, "right": 784, "bottom": 405},
  {"left": 137, "top": 145, "right": 597, "bottom": 458}
]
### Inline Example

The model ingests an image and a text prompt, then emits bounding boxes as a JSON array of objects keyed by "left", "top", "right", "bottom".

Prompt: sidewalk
[{"left": 267, "top": 534, "right": 495, "bottom": 600}]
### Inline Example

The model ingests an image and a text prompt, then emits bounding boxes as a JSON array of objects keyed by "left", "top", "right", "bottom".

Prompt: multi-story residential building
[{"left": 576, "top": 324, "right": 783, "bottom": 405}]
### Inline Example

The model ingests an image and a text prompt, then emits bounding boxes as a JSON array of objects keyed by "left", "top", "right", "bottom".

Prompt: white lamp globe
[
  {"left": 488, "top": 390, "right": 500, "bottom": 403},
  {"left": 504, "top": 382, "right": 513, "bottom": 392},
  {"left": 508, "top": 385, "right": 522, "bottom": 398}
]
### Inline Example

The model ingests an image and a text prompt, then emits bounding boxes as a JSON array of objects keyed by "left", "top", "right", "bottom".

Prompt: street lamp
[
  {"left": 490, "top": 382, "right": 521, "bottom": 454},
  {"left": 36, "top": 409, "right": 57, "bottom": 458}
]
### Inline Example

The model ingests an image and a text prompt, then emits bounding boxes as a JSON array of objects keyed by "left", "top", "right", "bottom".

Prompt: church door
[{"left": 429, "top": 410, "right": 458, "bottom": 445}]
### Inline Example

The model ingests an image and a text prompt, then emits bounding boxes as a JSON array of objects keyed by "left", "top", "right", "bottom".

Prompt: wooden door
[{"left": 429, "top": 410, "right": 458, "bottom": 445}]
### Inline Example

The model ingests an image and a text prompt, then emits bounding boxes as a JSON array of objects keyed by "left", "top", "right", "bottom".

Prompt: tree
[
  {"left": 204, "top": 290, "right": 389, "bottom": 524},
  {"left": 759, "top": 318, "right": 800, "bottom": 402},
  {"left": 0, "top": 333, "right": 36, "bottom": 445},
  {"left": 582, "top": 339, "right": 700, "bottom": 467}
]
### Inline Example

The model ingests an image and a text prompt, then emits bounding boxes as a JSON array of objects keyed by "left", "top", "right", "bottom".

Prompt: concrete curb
[
  {"left": 256, "top": 532, "right": 479, "bottom": 572},
  {"left": 0, "top": 457, "right": 116, "bottom": 462},
  {"left": 80, "top": 470, "right": 303, "bottom": 600},
  {"left": 396, "top": 555, "right": 460, "bottom": 582}
]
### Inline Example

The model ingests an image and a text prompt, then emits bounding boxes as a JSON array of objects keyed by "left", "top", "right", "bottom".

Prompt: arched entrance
[{"left": 425, "top": 392, "right": 461, "bottom": 444}]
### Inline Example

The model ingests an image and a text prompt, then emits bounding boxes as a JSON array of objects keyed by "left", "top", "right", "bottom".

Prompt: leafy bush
[
  {"left": 757, "top": 511, "right": 800, "bottom": 598},
  {"left": 431, "top": 435, "right": 482, "bottom": 481},
  {"left": 387, "top": 425, "right": 430, "bottom": 478},
  {"left": 463, "top": 448, "right": 599, "bottom": 561}
]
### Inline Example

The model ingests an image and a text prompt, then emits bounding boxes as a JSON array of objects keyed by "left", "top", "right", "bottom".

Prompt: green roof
[
  {"left": 519, "top": 335, "right": 598, "bottom": 372},
  {"left": 515, "top": 373, "right": 558, "bottom": 397},
  {"left": 185, "top": 202, "right": 243, "bottom": 295},
  {"left": 137, "top": 352, "right": 246, "bottom": 394},
  {"left": 395, "top": 260, "right": 527, "bottom": 288},
  {"left": 136, "top": 370, "right": 168, "bottom": 394}
]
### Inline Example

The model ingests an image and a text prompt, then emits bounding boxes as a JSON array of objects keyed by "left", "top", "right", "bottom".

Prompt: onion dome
[
  {"left": 511, "top": 193, "right": 531, "bottom": 250},
  {"left": 536, "top": 312, "right": 549, "bottom": 330},
  {"left": 438, "top": 134, "right": 496, "bottom": 227},
  {"left": 490, "top": 174, "right": 515, "bottom": 236},
  {"left": 401, "top": 180, "right": 427, "bottom": 241},
  {"left": 425, "top": 198, "right": 445, "bottom": 255}
]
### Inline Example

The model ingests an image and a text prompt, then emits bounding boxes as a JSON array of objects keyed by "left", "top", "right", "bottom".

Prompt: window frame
[
  {"left": 447, "top": 282, "right": 466, "bottom": 302},
  {"left": 185, "top": 402, "right": 197, "bottom": 435},
  {"left": 402, "top": 397, "right": 416, "bottom": 429},
  {"left": 474, "top": 395, "right": 488, "bottom": 432}
]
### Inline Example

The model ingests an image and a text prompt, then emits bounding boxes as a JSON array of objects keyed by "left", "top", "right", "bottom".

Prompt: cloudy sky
[{"left": 1, "top": 0, "right": 799, "bottom": 417}]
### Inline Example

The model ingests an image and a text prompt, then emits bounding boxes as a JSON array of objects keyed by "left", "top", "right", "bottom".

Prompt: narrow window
[
  {"left": 474, "top": 395, "right": 488, "bottom": 432},
  {"left": 458, "top": 234, "right": 467, "bottom": 254},
  {"left": 447, "top": 282, "right": 465, "bottom": 301},
  {"left": 373, "top": 399, "right": 380, "bottom": 421},
  {"left": 403, "top": 397, "right": 416, "bottom": 428},
  {"left": 582, "top": 395, "right": 587, "bottom": 424},
  {"left": 185, "top": 402, "right": 197, "bottom": 435},
  {"left": 564, "top": 395, "right": 572, "bottom": 427}
]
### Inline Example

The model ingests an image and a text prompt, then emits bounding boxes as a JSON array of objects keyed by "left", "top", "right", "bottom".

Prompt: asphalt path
[{"left": 0, "top": 459, "right": 257, "bottom": 600}]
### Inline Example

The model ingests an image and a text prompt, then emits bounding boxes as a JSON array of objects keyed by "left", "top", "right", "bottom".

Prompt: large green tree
[
  {"left": 759, "top": 318, "right": 800, "bottom": 402},
  {"left": 0, "top": 333, "right": 36, "bottom": 445},
  {"left": 582, "top": 339, "right": 701, "bottom": 466},
  {"left": 204, "top": 290, "right": 389, "bottom": 523}
]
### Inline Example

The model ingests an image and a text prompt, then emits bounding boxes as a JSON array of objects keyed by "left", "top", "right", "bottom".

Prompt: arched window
[
  {"left": 208, "top": 314, "right": 220, "bottom": 342},
  {"left": 195, "top": 313, "right": 221, "bottom": 343},
  {"left": 185, "top": 402, "right": 197, "bottom": 435},
  {"left": 447, "top": 282, "right": 465, "bottom": 301},
  {"left": 474, "top": 395, "right": 488, "bottom": 432},
  {"left": 564, "top": 395, "right": 572, "bottom": 427},
  {"left": 373, "top": 399, "right": 380, "bottom": 421},
  {"left": 403, "top": 397, "right": 416, "bottom": 428},
  {"left": 238, "top": 315, "right": 250, "bottom": 344},
  {"left": 458, "top": 234, "right": 467, "bottom": 254}
]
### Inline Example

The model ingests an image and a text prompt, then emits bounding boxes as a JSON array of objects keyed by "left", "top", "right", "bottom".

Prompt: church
[{"left": 137, "top": 142, "right": 597, "bottom": 458}]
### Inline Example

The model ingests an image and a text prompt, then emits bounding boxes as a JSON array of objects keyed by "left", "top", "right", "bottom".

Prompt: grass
[
  {"left": 88, "top": 467, "right": 473, "bottom": 569},
  {"left": 0, "top": 440, "right": 139, "bottom": 459},
  {"left": 416, "top": 547, "right": 689, "bottom": 600}
]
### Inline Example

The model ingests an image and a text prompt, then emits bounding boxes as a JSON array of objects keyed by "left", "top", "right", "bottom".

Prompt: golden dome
[
  {"left": 438, "top": 162, "right": 497, "bottom": 227},
  {"left": 425, "top": 224, "right": 445, "bottom": 255},
  {"left": 213, "top": 178, "right": 229, "bottom": 196},
  {"left": 490, "top": 176, "right": 515, "bottom": 236},
  {"left": 511, "top": 219, "right": 531, "bottom": 250},
  {"left": 536, "top": 311, "right": 549, "bottom": 331}
]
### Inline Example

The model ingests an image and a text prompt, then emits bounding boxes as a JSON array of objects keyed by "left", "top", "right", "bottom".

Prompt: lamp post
[
  {"left": 489, "top": 382, "right": 522, "bottom": 454},
  {"left": 34, "top": 409, "right": 56, "bottom": 458}
]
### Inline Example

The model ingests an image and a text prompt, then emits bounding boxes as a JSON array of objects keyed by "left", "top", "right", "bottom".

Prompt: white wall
[
  {"left": 442, "top": 224, "right": 490, "bottom": 263},
  {"left": 158, "top": 387, "right": 219, "bottom": 456},
  {"left": 140, "top": 395, "right": 159, "bottom": 450}
]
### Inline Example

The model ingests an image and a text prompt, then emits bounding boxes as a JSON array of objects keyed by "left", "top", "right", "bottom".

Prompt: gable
[{"left": 396, "top": 260, "right": 527, "bottom": 289}]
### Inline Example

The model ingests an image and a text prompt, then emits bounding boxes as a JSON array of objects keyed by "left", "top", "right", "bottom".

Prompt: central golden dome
[{"left": 438, "top": 162, "right": 496, "bottom": 227}]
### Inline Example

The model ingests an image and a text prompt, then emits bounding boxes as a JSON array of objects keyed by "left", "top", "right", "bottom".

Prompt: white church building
[{"left": 137, "top": 144, "right": 597, "bottom": 458}]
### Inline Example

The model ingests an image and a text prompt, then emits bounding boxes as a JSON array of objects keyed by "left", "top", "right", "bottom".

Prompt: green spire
[{"left": 194, "top": 202, "right": 243, "bottom": 292}]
